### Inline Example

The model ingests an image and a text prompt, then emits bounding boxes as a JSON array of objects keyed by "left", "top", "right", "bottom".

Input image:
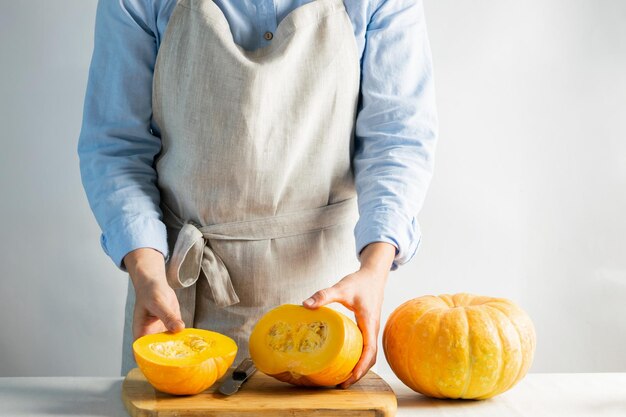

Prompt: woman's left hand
[{"left": 302, "top": 242, "right": 396, "bottom": 389}]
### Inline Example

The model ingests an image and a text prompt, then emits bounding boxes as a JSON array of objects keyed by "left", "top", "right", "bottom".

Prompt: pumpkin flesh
[
  {"left": 249, "top": 304, "right": 363, "bottom": 386},
  {"left": 133, "top": 328, "right": 237, "bottom": 395}
]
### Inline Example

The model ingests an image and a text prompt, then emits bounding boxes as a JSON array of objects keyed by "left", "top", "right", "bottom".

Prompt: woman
[{"left": 78, "top": 0, "right": 437, "bottom": 388}]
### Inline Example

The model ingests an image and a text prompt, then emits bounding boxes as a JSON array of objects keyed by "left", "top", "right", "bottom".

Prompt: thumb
[
  {"left": 153, "top": 300, "right": 185, "bottom": 333},
  {"left": 303, "top": 286, "right": 342, "bottom": 309}
]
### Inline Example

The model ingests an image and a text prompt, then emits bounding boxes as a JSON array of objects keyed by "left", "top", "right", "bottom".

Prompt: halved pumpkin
[
  {"left": 132, "top": 328, "right": 237, "bottom": 395},
  {"left": 249, "top": 304, "right": 363, "bottom": 387}
]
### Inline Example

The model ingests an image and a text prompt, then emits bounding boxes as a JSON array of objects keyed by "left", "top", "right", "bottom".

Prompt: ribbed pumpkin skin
[
  {"left": 383, "top": 294, "right": 536, "bottom": 399},
  {"left": 249, "top": 304, "right": 363, "bottom": 387},
  {"left": 133, "top": 328, "right": 237, "bottom": 395}
]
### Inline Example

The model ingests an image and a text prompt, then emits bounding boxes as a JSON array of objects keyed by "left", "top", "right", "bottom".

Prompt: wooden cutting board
[{"left": 122, "top": 367, "right": 397, "bottom": 417}]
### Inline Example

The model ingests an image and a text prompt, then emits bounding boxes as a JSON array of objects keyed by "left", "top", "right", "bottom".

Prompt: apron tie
[
  {"left": 166, "top": 221, "right": 240, "bottom": 308},
  {"left": 161, "top": 197, "right": 359, "bottom": 309}
]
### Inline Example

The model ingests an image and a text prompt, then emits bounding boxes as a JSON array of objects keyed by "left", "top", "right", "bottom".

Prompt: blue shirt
[{"left": 77, "top": 0, "right": 438, "bottom": 272}]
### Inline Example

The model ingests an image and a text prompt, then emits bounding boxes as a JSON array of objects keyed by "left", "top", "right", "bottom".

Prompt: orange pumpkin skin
[
  {"left": 249, "top": 304, "right": 363, "bottom": 387},
  {"left": 133, "top": 328, "right": 237, "bottom": 395},
  {"left": 383, "top": 293, "right": 536, "bottom": 400}
]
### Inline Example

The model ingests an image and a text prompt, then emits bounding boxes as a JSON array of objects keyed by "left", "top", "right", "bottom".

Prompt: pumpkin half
[
  {"left": 383, "top": 293, "right": 536, "bottom": 400},
  {"left": 132, "top": 328, "right": 237, "bottom": 395},
  {"left": 249, "top": 304, "right": 363, "bottom": 386}
]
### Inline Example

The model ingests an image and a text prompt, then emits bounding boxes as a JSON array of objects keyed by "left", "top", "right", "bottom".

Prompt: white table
[{"left": 1, "top": 373, "right": 625, "bottom": 416}]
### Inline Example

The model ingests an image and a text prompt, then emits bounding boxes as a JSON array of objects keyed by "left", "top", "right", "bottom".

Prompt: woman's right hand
[{"left": 124, "top": 248, "right": 185, "bottom": 341}]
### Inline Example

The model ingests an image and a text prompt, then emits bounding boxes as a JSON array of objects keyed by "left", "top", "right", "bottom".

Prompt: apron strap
[
  {"left": 161, "top": 197, "right": 358, "bottom": 308},
  {"left": 197, "top": 197, "right": 359, "bottom": 240}
]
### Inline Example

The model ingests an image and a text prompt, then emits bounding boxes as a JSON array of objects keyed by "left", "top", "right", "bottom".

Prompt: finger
[
  {"left": 150, "top": 297, "right": 185, "bottom": 333},
  {"left": 339, "top": 343, "right": 377, "bottom": 389},
  {"left": 133, "top": 305, "right": 167, "bottom": 340},
  {"left": 161, "top": 310, "right": 185, "bottom": 333},
  {"left": 134, "top": 319, "right": 168, "bottom": 341},
  {"left": 302, "top": 285, "right": 344, "bottom": 309},
  {"left": 340, "top": 316, "right": 379, "bottom": 388}
]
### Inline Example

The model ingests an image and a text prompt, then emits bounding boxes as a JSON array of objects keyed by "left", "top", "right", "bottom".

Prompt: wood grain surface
[{"left": 122, "top": 367, "right": 397, "bottom": 417}]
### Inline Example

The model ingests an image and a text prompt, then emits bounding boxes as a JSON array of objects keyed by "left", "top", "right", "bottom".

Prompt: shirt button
[{"left": 264, "top": 31, "right": 273, "bottom": 40}]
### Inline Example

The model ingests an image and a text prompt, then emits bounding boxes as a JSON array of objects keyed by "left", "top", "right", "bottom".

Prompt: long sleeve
[
  {"left": 77, "top": 0, "right": 169, "bottom": 271},
  {"left": 353, "top": 0, "right": 438, "bottom": 270}
]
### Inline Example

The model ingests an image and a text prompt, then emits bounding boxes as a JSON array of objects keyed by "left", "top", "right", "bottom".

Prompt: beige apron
[{"left": 121, "top": 0, "right": 361, "bottom": 375}]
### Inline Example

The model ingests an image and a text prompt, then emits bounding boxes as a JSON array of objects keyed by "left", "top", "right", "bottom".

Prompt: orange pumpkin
[
  {"left": 132, "top": 328, "right": 237, "bottom": 395},
  {"left": 249, "top": 304, "right": 363, "bottom": 386},
  {"left": 383, "top": 293, "right": 536, "bottom": 399}
]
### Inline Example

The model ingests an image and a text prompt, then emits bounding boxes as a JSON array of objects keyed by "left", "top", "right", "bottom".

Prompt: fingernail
[{"left": 303, "top": 298, "right": 314, "bottom": 307}]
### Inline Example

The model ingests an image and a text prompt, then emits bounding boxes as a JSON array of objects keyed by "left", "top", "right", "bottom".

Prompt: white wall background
[{"left": 0, "top": 0, "right": 624, "bottom": 377}]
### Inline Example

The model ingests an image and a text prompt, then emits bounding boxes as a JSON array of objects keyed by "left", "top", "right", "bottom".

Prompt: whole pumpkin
[
  {"left": 383, "top": 293, "right": 536, "bottom": 399},
  {"left": 133, "top": 328, "right": 237, "bottom": 395},
  {"left": 249, "top": 304, "right": 363, "bottom": 386}
]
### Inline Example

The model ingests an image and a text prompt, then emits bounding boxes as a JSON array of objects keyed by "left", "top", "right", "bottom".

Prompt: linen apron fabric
[{"left": 121, "top": 0, "right": 361, "bottom": 375}]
